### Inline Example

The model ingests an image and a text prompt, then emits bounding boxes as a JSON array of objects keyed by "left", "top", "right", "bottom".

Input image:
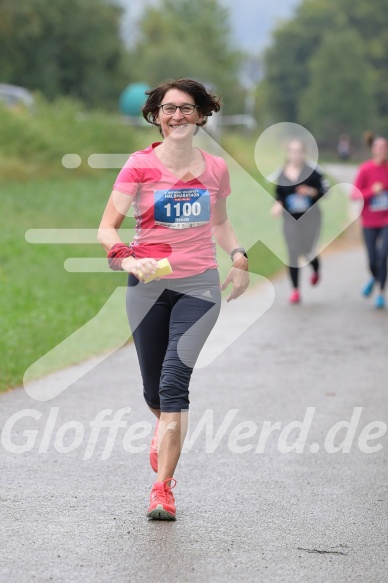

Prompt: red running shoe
[
  {"left": 150, "top": 420, "right": 159, "bottom": 473},
  {"left": 147, "top": 478, "right": 177, "bottom": 520},
  {"left": 289, "top": 290, "right": 300, "bottom": 304},
  {"left": 310, "top": 272, "right": 319, "bottom": 286}
]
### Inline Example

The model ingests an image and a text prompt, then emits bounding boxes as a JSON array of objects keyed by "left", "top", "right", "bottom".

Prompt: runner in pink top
[
  {"left": 98, "top": 78, "right": 249, "bottom": 521},
  {"left": 113, "top": 141, "right": 231, "bottom": 278},
  {"left": 352, "top": 136, "right": 388, "bottom": 308}
]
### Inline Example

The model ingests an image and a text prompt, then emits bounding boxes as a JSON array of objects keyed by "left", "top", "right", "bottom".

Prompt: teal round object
[{"left": 119, "top": 83, "right": 150, "bottom": 117}]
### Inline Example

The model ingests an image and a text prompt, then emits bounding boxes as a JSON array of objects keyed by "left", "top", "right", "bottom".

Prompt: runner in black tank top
[{"left": 271, "top": 139, "right": 329, "bottom": 304}]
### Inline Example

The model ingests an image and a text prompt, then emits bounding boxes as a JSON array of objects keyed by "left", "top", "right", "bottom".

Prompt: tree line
[
  {"left": 0, "top": 0, "right": 244, "bottom": 114},
  {"left": 263, "top": 0, "right": 388, "bottom": 143},
  {"left": 2, "top": 0, "right": 385, "bottom": 144}
]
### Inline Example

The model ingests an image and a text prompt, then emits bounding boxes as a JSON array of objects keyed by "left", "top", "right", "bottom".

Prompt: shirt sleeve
[
  {"left": 113, "top": 155, "right": 143, "bottom": 197},
  {"left": 216, "top": 158, "right": 232, "bottom": 199},
  {"left": 273, "top": 168, "right": 285, "bottom": 203},
  {"left": 352, "top": 164, "right": 375, "bottom": 200},
  {"left": 275, "top": 184, "right": 285, "bottom": 203},
  {"left": 313, "top": 168, "right": 330, "bottom": 199}
]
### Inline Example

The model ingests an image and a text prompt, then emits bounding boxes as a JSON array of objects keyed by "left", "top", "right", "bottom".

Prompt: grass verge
[{"left": 1, "top": 122, "right": 349, "bottom": 392}]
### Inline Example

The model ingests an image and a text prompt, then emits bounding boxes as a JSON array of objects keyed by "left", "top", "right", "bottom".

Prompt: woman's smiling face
[
  {"left": 372, "top": 138, "right": 388, "bottom": 164},
  {"left": 286, "top": 140, "right": 306, "bottom": 165},
  {"left": 156, "top": 89, "right": 203, "bottom": 140}
]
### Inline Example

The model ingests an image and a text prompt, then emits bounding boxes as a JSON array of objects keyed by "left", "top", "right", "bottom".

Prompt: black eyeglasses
[{"left": 159, "top": 103, "right": 199, "bottom": 115}]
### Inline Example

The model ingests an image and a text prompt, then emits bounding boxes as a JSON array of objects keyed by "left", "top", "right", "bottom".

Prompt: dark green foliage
[
  {"left": 125, "top": 0, "right": 245, "bottom": 114},
  {"left": 264, "top": 0, "right": 388, "bottom": 141},
  {"left": 0, "top": 0, "right": 127, "bottom": 108}
]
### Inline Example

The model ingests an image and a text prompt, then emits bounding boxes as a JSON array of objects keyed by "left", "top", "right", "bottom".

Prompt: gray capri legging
[
  {"left": 282, "top": 206, "right": 322, "bottom": 267},
  {"left": 126, "top": 268, "right": 221, "bottom": 412}
]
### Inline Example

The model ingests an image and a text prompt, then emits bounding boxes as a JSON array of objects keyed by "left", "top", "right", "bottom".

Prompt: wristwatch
[{"left": 230, "top": 247, "right": 248, "bottom": 261}]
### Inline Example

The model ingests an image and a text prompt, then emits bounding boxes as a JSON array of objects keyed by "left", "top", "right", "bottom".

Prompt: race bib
[
  {"left": 286, "top": 193, "right": 312, "bottom": 214},
  {"left": 370, "top": 192, "right": 388, "bottom": 212},
  {"left": 154, "top": 188, "right": 210, "bottom": 229}
]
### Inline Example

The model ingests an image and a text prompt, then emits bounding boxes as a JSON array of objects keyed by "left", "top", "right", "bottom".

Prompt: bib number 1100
[{"left": 164, "top": 201, "right": 201, "bottom": 217}]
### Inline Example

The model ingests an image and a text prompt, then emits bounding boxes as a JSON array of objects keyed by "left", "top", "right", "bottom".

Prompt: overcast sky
[{"left": 116, "top": 0, "right": 299, "bottom": 53}]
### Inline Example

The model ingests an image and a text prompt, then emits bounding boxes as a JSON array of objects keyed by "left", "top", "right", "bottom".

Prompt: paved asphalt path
[{"left": 1, "top": 166, "right": 387, "bottom": 583}]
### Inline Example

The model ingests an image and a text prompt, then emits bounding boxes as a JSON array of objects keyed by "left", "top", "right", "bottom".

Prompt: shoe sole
[{"left": 147, "top": 504, "right": 176, "bottom": 521}]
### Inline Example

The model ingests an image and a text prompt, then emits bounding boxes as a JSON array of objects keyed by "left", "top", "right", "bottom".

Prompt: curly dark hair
[
  {"left": 364, "top": 131, "right": 375, "bottom": 148},
  {"left": 364, "top": 131, "right": 387, "bottom": 148},
  {"left": 142, "top": 78, "right": 221, "bottom": 133}
]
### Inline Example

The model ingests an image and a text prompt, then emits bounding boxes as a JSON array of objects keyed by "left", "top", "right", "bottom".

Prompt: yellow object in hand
[{"left": 139, "top": 258, "right": 173, "bottom": 283}]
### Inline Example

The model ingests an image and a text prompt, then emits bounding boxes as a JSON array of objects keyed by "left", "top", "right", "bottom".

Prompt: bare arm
[
  {"left": 271, "top": 200, "right": 283, "bottom": 217},
  {"left": 98, "top": 189, "right": 158, "bottom": 278},
  {"left": 98, "top": 189, "right": 133, "bottom": 251},
  {"left": 212, "top": 198, "right": 249, "bottom": 301},
  {"left": 212, "top": 198, "right": 242, "bottom": 255}
]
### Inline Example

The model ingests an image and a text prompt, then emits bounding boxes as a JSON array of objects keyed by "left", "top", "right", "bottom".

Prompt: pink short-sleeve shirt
[{"left": 113, "top": 142, "right": 231, "bottom": 278}]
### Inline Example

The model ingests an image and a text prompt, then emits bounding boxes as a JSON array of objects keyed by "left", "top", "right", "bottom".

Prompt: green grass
[
  {"left": 0, "top": 114, "right": 349, "bottom": 393},
  {"left": 0, "top": 96, "right": 152, "bottom": 180},
  {"left": 1, "top": 173, "right": 121, "bottom": 390}
]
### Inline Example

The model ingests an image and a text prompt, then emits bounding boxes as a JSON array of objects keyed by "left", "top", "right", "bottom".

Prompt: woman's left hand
[
  {"left": 296, "top": 185, "right": 317, "bottom": 197},
  {"left": 221, "top": 256, "right": 250, "bottom": 302},
  {"left": 372, "top": 182, "right": 384, "bottom": 194}
]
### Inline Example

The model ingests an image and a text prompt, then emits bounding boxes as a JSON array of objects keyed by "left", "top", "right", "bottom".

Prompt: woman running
[
  {"left": 98, "top": 78, "right": 249, "bottom": 520},
  {"left": 352, "top": 135, "right": 388, "bottom": 309},
  {"left": 271, "top": 139, "right": 329, "bottom": 303}
]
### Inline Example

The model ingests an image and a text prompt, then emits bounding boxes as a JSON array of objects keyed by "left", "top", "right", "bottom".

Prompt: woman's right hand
[
  {"left": 372, "top": 182, "right": 384, "bottom": 194},
  {"left": 271, "top": 201, "right": 283, "bottom": 218},
  {"left": 121, "top": 256, "right": 159, "bottom": 281}
]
